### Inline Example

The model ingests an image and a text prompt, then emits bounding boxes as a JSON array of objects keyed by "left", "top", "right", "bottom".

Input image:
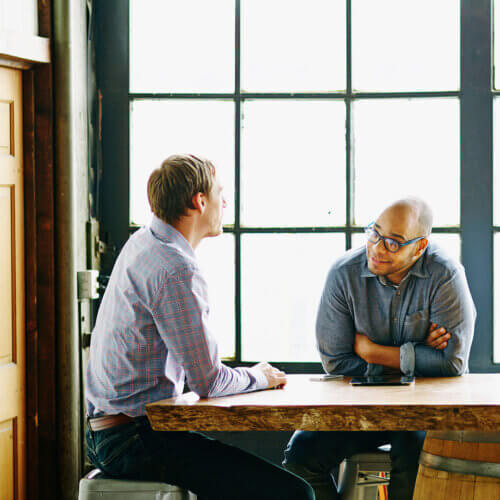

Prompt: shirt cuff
[
  {"left": 246, "top": 366, "right": 269, "bottom": 391},
  {"left": 400, "top": 342, "right": 416, "bottom": 376}
]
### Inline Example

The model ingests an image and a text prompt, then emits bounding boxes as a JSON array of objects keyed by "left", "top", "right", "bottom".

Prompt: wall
[{"left": 0, "top": 0, "right": 38, "bottom": 35}]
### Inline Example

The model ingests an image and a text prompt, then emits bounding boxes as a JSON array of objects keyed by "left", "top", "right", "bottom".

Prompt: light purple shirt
[{"left": 86, "top": 216, "right": 267, "bottom": 417}]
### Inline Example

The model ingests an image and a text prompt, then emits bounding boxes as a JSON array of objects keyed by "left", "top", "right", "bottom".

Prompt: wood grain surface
[{"left": 146, "top": 374, "right": 500, "bottom": 431}]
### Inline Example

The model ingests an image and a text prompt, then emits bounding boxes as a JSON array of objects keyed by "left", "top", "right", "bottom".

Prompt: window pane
[
  {"left": 196, "top": 233, "right": 235, "bottom": 360},
  {"left": 494, "top": 98, "right": 500, "bottom": 225},
  {"left": 352, "top": 0, "right": 459, "bottom": 92},
  {"left": 495, "top": 233, "right": 500, "bottom": 363},
  {"left": 353, "top": 98, "right": 460, "bottom": 227},
  {"left": 351, "top": 233, "right": 367, "bottom": 251},
  {"left": 241, "top": 233, "right": 345, "bottom": 362},
  {"left": 130, "top": 100, "right": 234, "bottom": 226},
  {"left": 428, "top": 234, "right": 461, "bottom": 263},
  {"left": 241, "top": 100, "right": 346, "bottom": 227},
  {"left": 130, "top": 0, "right": 235, "bottom": 93},
  {"left": 241, "top": 0, "right": 346, "bottom": 92}
]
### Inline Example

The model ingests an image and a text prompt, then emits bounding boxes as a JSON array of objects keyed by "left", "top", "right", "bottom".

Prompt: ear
[
  {"left": 415, "top": 238, "right": 429, "bottom": 258},
  {"left": 191, "top": 192, "right": 206, "bottom": 213}
]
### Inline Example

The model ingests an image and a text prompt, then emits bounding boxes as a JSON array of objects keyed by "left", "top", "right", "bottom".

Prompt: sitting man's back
[{"left": 86, "top": 154, "right": 315, "bottom": 500}]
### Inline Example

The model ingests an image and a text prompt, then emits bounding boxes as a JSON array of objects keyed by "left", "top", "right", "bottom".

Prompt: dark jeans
[
  {"left": 283, "top": 430, "right": 425, "bottom": 500},
  {"left": 86, "top": 416, "right": 314, "bottom": 500}
]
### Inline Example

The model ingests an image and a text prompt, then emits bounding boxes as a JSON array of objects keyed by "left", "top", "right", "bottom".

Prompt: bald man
[{"left": 283, "top": 198, "right": 476, "bottom": 500}]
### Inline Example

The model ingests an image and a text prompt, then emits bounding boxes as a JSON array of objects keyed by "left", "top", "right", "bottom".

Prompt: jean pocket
[{"left": 94, "top": 425, "right": 146, "bottom": 476}]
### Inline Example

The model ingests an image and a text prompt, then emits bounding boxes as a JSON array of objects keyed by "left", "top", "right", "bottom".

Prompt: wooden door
[{"left": 0, "top": 67, "right": 25, "bottom": 500}]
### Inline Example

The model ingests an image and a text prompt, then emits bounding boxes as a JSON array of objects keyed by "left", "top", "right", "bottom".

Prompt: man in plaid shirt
[{"left": 85, "top": 154, "right": 314, "bottom": 500}]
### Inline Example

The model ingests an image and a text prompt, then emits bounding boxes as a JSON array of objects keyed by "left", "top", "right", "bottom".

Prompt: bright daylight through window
[{"left": 129, "top": 0, "right": 484, "bottom": 364}]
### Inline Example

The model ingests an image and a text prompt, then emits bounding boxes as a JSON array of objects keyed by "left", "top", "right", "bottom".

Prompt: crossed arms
[{"left": 316, "top": 266, "right": 476, "bottom": 377}]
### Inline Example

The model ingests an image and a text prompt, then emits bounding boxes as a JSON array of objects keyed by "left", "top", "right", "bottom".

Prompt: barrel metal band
[{"left": 420, "top": 451, "right": 500, "bottom": 479}]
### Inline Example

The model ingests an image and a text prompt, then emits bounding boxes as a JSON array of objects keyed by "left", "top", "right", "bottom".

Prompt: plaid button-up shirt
[{"left": 86, "top": 216, "right": 267, "bottom": 417}]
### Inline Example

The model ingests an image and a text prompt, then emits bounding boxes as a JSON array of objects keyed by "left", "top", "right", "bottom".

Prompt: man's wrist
[{"left": 247, "top": 365, "right": 268, "bottom": 390}]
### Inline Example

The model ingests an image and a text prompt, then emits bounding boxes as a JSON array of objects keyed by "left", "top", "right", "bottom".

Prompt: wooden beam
[
  {"left": 22, "top": 67, "right": 39, "bottom": 500},
  {"left": 24, "top": 4, "right": 57, "bottom": 500}
]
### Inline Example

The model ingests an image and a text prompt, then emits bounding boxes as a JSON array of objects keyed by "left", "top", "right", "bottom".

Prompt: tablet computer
[{"left": 350, "top": 375, "right": 415, "bottom": 386}]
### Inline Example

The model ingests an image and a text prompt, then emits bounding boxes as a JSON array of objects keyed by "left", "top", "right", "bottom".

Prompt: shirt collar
[
  {"left": 149, "top": 215, "right": 195, "bottom": 259},
  {"left": 360, "top": 247, "right": 430, "bottom": 279}
]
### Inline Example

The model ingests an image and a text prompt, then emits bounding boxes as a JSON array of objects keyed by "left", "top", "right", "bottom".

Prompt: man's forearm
[
  {"left": 354, "top": 333, "right": 401, "bottom": 370},
  {"left": 366, "top": 344, "right": 401, "bottom": 370},
  {"left": 413, "top": 343, "right": 466, "bottom": 376}
]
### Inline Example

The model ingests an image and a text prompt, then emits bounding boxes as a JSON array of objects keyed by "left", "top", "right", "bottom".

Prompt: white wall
[{"left": 0, "top": 0, "right": 38, "bottom": 35}]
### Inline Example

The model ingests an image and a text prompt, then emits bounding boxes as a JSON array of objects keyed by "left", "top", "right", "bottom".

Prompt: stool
[
  {"left": 78, "top": 469, "right": 197, "bottom": 500},
  {"left": 338, "top": 449, "right": 391, "bottom": 500}
]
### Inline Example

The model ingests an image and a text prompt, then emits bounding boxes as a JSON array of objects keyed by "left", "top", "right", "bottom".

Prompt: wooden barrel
[{"left": 413, "top": 431, "right": 500, "bottom": 499}]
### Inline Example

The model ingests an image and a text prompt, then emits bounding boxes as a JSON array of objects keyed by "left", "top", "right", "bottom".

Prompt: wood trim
[
  {"left": 23, "top": 4, "right": 57, "bottom": 500},
  {"left": 24, "top": 60, "right": 56, "bottom": 500},
  {"left": 23, "top": 68, "right": 38, "bottom": 500},
  {"left": 13, "top": 417, "right": 18, "bottom": 500},
  {"left": 0, "top": 30, "right": 50, "bottom": 69},
  {"left": 10, "top": 183, "right": 17, "bottom": 364},
  {"left": 34, "top": 1, "right": 57, "bottom": 496}
]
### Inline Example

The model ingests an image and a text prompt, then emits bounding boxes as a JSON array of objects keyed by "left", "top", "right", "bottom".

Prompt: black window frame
[{"left": 95, "top": 0, "right": 499, "bottom": 373}]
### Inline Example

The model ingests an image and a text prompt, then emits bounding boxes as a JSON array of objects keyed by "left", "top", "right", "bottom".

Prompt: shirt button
[
  {"left": 396, "top": 291, "right": 400, "bottom": 296},
  {"left": 393, "top": 316, "right": 397, "bottom": 322}
]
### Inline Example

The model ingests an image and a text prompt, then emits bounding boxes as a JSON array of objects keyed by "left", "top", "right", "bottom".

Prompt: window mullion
[
  {"left": 461, "top": 0, "right": 495, "bottom": 370},
  {"left": 235, "top": 0, "right": 242, "bottom": 362}
]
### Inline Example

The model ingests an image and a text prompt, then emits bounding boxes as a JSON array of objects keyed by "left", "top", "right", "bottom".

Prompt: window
[{"left": 97, "top": 0, "right": 498, "bottom": 371}]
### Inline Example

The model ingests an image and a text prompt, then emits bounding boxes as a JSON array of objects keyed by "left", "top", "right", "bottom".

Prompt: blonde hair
[{"left": 147, "top": 154, "right": 215, "bottom": 224}]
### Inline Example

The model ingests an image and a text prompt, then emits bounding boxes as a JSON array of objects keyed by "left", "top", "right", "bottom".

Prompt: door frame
[{"left": 0, "top": 2, "right": 57, "bottom": 500}]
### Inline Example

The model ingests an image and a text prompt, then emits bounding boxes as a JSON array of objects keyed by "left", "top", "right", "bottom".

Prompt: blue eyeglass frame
[{"left": 364, "top": 222, "right": 426, "bottom": 253}]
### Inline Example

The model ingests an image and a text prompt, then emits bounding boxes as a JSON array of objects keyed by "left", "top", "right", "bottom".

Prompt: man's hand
[
  {"left": 253, "top": 361, "right": 287, "bottom": 389},
  {"left": 354, "top": 333, "right": 375, "bottom": 362},
  {"left": 426, "top": 323, "right": 451, "bottom": 350}
]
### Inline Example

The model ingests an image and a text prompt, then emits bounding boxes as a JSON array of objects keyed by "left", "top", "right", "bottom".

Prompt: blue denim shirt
[{"left": 316, "top": 243, "right": 476, "bottom": 377}]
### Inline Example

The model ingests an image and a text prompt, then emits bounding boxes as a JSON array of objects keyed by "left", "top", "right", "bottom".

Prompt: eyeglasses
[{"left": 364, "top": 222, "right": 426, "bottom": 253}]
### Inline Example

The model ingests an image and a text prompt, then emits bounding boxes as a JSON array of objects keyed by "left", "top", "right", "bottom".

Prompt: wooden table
[{"left": 146, "top": 374, "right": 500, "bottom": 432}]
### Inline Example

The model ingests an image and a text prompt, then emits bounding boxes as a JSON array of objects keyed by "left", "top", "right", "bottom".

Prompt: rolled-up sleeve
[
  {"left": 403, "top": 267, "right": 476, "bottom": 376},
  {"left": 400, "top": 342, "right": 417, "bottom": 376},
  {"left": 316, "top": 267, "right": 368, "bottom": 375},
  {"left": 152, "top": 266, "right": 267, "bottom": 397}
]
